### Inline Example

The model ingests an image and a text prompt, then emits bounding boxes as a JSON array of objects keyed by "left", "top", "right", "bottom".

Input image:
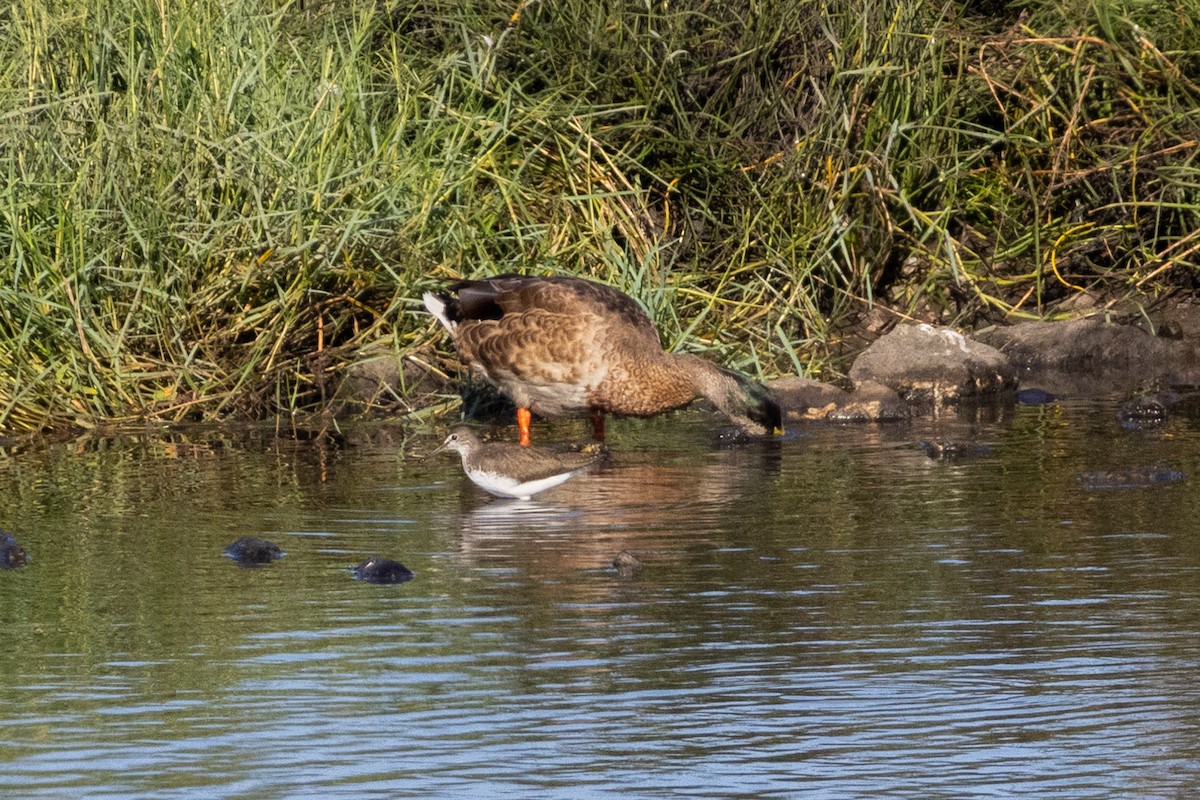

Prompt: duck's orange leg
[
  {"left": 591, "top": 411, "right": 606, "bottom": 442},
  {"left": 517, "top": 407, "right": 532, "bottom": 446}
]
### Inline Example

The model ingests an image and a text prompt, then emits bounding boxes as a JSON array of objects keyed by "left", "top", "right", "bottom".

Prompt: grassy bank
[{"left": 2, "top": 0, "right": 1199, "bottom": 433}]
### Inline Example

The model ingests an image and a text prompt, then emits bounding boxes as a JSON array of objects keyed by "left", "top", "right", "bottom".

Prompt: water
[{"left": 2, "top": 403, "right": 1200, "bottom": 799}]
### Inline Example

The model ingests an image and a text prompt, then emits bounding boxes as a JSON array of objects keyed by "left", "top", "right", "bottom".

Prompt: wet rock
[
  {"left": 977, "top": 319, "right": 1196, "bottom": 396},
  {"left": 848, "top": 324, "right": 1018, "bottom": 406},
  {"left": 1078, "top": 467, "right": 1187, "bottom": 490},
  {"left": 353, "top": 557, "right": 414, "bottom": 584},
  {"left": 225, "top": 536, "right": 285, "bottom": 566},
  {"left": 1166, "top": 363, "right": 1200, "bottom": 389},
  {"left": 919, "top": 440, "right": 994, "bottom": 460},
  {"left": 768, "top": 376, "right": 848, "bottom": 422},
  {"left": 827, "top": 380, "right": 910, "bottom": 422},
  {"left": 768, "top": 376, "right": 909, "bottom": 423},
  {"left": 612, "top": 551, "right": 643, "bottom": 577},
  {"left": 1, "top": 532, "right": 28, "bottom": 568}
]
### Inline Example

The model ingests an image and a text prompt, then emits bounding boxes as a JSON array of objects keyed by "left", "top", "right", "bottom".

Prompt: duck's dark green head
[
  {"left": 734, "top": 371, "right": 784, "bottom": 436},
  {"left": 695, "top": 361, "right": 783, "bottom": 437}
]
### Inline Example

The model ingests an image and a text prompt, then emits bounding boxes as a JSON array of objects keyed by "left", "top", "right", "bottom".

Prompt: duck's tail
[{"left": 422, "top": 292, "right": 455, "bottom": 334}]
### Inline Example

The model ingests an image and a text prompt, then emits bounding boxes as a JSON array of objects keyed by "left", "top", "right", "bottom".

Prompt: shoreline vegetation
[{"left": 2, "top": 0, "right": 1199, "bottom": 435}]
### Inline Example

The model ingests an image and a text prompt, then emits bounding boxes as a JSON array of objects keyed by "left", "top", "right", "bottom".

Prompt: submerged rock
[
  {"left": 1078, "top": 467, "right": 1187, "bottom": 490},
  {"left": 1116, "top": 394, "right": 1176, "bottom": 429},
  {"left": 612, "top": 550, "right": 643, "bottom": 577},
  {"left": 849, "top": 324, "right": 1018, "bottom": 406},
  {"left": 353, "top": 557, "right": 414, "bottom": 584},
  {"left": 225, "top": 536, "right": 285, "bottom": 566},
  {"left": 1, "top": 532, "right": 28, "bottom": 568},
  {"left": 919, "top": 440, "right": 994, "bottom": 460}
]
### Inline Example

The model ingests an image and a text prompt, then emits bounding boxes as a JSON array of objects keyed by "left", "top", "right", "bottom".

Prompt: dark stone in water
[
  {"left": 1078, "top": 467, "right": 1187, "bottom": 490},
  {"left": 225, "top": 536, "right": 285, "bottom": 566},
  {"left": 353, "top": 557, "right": 414, "bottom": 584},
  {"left": 1016, "top": 388, "right": 1058, "bottom": 405},
  {"left": 1116, "top": 393, "right": 1177, "bottom": 428},
  {"left": 920, "top": 440, "right": 994, "bottom": 460},
  {"left": 978, "top": 319, "right": 1189, "bottom": 377},
  {"left": 1, "top": 532, "right": 28, "bottom": 569}
]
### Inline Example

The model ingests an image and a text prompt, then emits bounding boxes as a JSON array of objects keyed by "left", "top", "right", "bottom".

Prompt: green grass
[{"left": 2, "top": 0, "right": 1199, "bottom": 433}]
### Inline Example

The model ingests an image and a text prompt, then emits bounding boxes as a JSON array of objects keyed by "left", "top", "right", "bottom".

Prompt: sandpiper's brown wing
[{"left": 475, "top": 441, "right": 598, "bottom": 482}]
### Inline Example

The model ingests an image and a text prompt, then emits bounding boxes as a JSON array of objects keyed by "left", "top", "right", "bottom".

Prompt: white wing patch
[{"left": 423, "top": 293, "right": 455, "bottom": 334}]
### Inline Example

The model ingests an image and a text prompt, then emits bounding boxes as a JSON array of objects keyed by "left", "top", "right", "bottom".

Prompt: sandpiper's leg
[
  {"left": 517, "top": 407, "right": 532, "bottom": 447},
  {"left": 590, "top": 411, "right": 606, "bottom": 441}
]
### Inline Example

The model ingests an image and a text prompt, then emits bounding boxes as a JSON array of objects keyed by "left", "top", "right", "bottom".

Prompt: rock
[
  {"left": 1078, "top": 467, "right": 1187, "bottom": 490},
  {"left": 353, "top": 557, "right": 414, "bottom": 584},
  {"left": 225, "top": 536, "right": 285, "bottom": 566},
  {"left": 977, "top": 319, "right": 1196, "bottom": 396},
  {"left": 767, "top": 376, "right": 847, "bottom": 422},
  {"left": 848, "top": 324, "right": 1018, "bottom": 405},
  {"left": 826, "top": 380, "right": 910, "bottom": 422},
  {"left": 919, "top": 440, "right": 994, "bottom": 460},
  {"left": 1147, "top": 299, "right": 1200, "bottom": 342},
  {"left": 767, "top": 376, "right": 909, "bottom": 423},
  {"left": 612, "top": 551, "right": 643, "bottom": 577},
  {"left": 1, "top": 532, "right": 28, "bottom": 568}
]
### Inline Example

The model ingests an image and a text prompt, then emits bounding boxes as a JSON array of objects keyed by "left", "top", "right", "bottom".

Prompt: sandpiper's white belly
[{"left": 467, "top": 468, "right": 581, "bottom": 500}]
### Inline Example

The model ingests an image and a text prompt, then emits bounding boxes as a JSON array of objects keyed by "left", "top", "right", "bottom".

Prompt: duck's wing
[{"left": 448, "top": 275, "right": 661, "bottom": 346}]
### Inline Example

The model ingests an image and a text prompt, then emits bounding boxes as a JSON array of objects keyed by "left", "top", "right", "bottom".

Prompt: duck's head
[
  {"left": 727, "top": 371, "right": 784, "bottom": 437},
  {"left": 690, "top": 360, "right": 784, "bottom": 437}
]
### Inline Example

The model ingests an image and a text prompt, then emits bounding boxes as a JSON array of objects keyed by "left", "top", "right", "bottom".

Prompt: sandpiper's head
[{"left": 429, "top": 426, "right": 482, "bottom": 458}]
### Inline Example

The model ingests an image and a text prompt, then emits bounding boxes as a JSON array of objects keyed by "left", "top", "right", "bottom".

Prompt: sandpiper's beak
[{"left": 426, "top": 441, "right": 450, "bottom": 458}]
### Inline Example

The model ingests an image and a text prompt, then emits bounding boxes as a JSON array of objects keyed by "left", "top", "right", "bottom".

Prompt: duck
[
  {"left": 430, "top": 426, "right": 598, "bottom": 500},
  {"left": 423, "top": 274, "right": 783, "bottom": 445}
]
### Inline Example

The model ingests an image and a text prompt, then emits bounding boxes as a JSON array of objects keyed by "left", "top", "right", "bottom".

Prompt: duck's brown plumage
[{"left": 424, "top": 275, "right": 782, "bottom": 441}]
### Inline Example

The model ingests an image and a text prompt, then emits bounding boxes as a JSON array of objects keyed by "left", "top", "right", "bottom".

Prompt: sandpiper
[
  {"left": 430, "top": 426, "right": 599, "bottom": 500},
  {"left": 423, "top": 274, "right": 782, "bottom": 445}
]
